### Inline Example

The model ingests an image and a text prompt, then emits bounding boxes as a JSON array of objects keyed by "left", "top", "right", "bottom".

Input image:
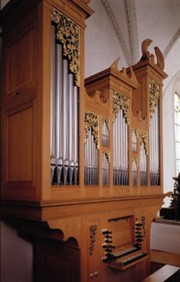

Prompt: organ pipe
[
  {"left": 132, "top": 130, "right": 137, "bottom": 152},
  {"left": 50, "top": 19, "right": 165, "bottom": 191},
  {"left": 113, "top": 108, "right": 129, "bottom": 185},
  {"left": 139, "top": 143, "right": 147, "bottom": 186},
  {"left": 50, "top": 22, "right": 79, "bottom": 185},
  {"left": 84, "top": 112, "right": 99, "bottom": 185},
  {"left": 50, "top": 25, "right": 56, "bottom": 183},
  {"left": 84, "top": 129, "right": 98, "bottom": 185},
  {"left": 150, "top": 102, "right": 160, "bottom": 185},
  {"left": 132, "top": 160, "right": 137, "bottom": 186},
  {"left": 102, "top": 152, "right": 109, "bottom": 186},
  {"left": 102, "top": 119, "right": 109, "bottom": 146}
]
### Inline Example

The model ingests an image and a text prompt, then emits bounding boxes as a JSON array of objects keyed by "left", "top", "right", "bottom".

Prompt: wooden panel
[
  {"left": 3, "top": 9, "right": 38, "bottom": 111},
  {"left": 34, "top": 239, "right": 80, "bottom": 282},
  {"left": 7, "top": 27, "right": 35, "bottom": 94},
  {"left": 150, "top": 250, "right": 180, "bottom": 267},
  {"left": 8, "top": 107, "right": 33, "bottom": 182},
  {"left": 143, "top": 264, "right": 180, "bottom": 282}
]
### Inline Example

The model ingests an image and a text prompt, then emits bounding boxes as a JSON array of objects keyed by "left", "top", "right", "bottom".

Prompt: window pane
[{"left": 174, "top": 92, "right": 180, "bottom": 174}]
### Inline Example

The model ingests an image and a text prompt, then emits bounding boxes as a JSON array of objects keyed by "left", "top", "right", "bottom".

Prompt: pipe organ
[{"left": 1, "top": 1, "right": 168, "bottom": 281}]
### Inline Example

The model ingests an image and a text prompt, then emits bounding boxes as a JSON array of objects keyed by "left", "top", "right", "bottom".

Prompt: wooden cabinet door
[{"left": 3, "top": 9, "right": 38, "bottom": 110}]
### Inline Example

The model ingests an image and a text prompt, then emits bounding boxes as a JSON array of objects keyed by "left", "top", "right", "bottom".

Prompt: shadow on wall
[{"left": 0, "top": 221, "right": 33, "bottom": 282}]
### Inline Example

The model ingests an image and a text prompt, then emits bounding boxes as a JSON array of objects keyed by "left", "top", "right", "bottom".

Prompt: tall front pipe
[
  {"left": 68, "top": 73, "right": 74, "bottom": 184},
  {"left": 62, "top": 59, "right": 69, "bottom": 184},
  {"left": 50, "top": 25, "right": 56, "bottom": 183},
  {"left": 73, "top": 85, "right": 79, "bottom": 184}
]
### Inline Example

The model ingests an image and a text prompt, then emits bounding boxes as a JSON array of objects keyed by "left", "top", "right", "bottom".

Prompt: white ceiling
[
  {"left": 1, "top": 0, "right": 179, "bottom": 65},
  {"left": 99, "top": 0, "right": 180, "bottom": 65},
  {"left": 1, "top": 0, "right": 180, "bottom": 88}
]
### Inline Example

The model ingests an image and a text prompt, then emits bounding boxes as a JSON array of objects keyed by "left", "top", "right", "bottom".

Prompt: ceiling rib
[
  {"left": 164, "top": 28, "right": 180, "bottom": 58},
  {"left": 100, "top": 0, "right": 131, "bottom": 65},
  {"left": 124, "top": 0, "right": 139, "bottom": 64}
]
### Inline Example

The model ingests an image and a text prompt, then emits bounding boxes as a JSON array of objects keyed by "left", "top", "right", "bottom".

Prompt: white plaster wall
[
  {"left": 1, "top": 0, "right": 9, "bottom": 8},
  {"left": 151, "top": 221, "right": 180, "bottom": 254},
  {"left": 85, "top": 0, "right": 127, "bottom": 78},
  {"left": 163, "top": 36, "right": 180, "bottom": 200},
  {"left": 136, "top": 0, "right": 180, "bottom": 54}
]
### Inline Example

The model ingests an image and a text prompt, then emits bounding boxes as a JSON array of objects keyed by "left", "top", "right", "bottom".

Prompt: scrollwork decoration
[
  {"left": 84, "top": 112, "right": 99, "bottom": 147},
  {"left": 112, "top": 92, "right": 130, "bottom": 124},
  {"left": 51, "top": 8, "right": 80, "bottom": 86},
  {"left": 149, "top": 80, "right": 160, "bottom": 119}
]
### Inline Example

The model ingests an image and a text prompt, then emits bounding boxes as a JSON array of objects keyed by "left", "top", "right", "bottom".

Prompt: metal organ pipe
[
  {"left": 140, "top": 144, "right": 147, "bottom": 186},
  {"left": 150, "top": 103, "right": 160, "bottom": 185},
  {"left": 113, "top": 109, "right": 129, "bottom": 185},
  {"left": 68, "top": 73, "right": 73, "bottom": 184},
  {"left": 62, "top": 59, "right": 68, "bottom": 184},
  {"left": 132, "top": 160, "right": 137, "bottom": 186},
  {"left": 102, "top": 120, "right": 109, "bottom": 146},
  {"left": 51, "top": 26, "right": 79, "bottom": 185},
  {"left": 73, "top": 86, "right": 79, "bottom": 184},
  {"left": 50, "top": 25, "right": 56, "bottom": 183},
  {"left": 84, "top": 129, "right": 98, "bottom": 185},
  {"left": 102, "top": 153, "right": 109, "bottom": 186}
]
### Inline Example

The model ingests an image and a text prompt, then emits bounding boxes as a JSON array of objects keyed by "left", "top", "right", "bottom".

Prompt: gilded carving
[
  {"left": 84, "top": 112, "right": 99, "bottom": 147},
  {"left": 51, "top": 8, "right": 80, "bottom": 86},
  {"left": 112, "top": 92, "right": 130, "bottom": 124},
  {"left": 149, "top": 80, "right": 160, "bottom": 119},
  {"left": 139, "top": 131, "right": 148, "bottom": 155}
]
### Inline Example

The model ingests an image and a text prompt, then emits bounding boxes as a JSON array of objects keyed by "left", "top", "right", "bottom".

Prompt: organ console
[{"left": 1, "top": 0, "right": 168, "bottom": 281}]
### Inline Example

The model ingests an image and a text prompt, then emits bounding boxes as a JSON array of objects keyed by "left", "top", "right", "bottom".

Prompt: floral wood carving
[
  {"left": 51, "top": 8, "right": 80, "bottom": 86},
  {"left": 139, "top": 131, "right": 148, "bottom": 155},
  {"left": 89, "top": 225, "right": 97, "bottom": 255},
  {"left": 112, "top": 92, "right": 130, "bottom": 124},
  {"left": 84, "top": 112, "right": 99, "bottom": 147},
  {"left": 149, "top": 80, "right": 160, "bottom": 119}
]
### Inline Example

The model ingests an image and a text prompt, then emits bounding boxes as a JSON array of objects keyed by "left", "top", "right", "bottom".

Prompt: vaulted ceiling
[
  {"left": 99, "top": 0, "right": 180, "bottom": 66},
  {"left": 1, "top": 0, "right": 180, "bottom": 86}
]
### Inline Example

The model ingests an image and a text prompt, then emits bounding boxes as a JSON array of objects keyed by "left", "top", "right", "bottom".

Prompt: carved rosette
[
  {"left": 139, "top": 131, "right": 148, "bottom": 155},
  {"left": 149, "top": 80, "right": 160, "bottom": 119},
  {"left": 112, "top": 92, "right": 130, "bottom": 124},
  {"left": 84, "top": 112, "right": 99, "bottom": 147},
  {"left": 51, "top": 8, "right": 80, "bottom": 86}
]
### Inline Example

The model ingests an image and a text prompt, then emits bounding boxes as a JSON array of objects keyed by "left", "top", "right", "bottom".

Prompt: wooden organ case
[{"left": 1, "top": 1, "right": 168, "bottom": 281}]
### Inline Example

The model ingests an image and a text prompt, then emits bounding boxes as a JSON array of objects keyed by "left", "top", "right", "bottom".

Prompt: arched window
[{"left": 174, "top": 92, "right": 180, "bottom": 174}]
